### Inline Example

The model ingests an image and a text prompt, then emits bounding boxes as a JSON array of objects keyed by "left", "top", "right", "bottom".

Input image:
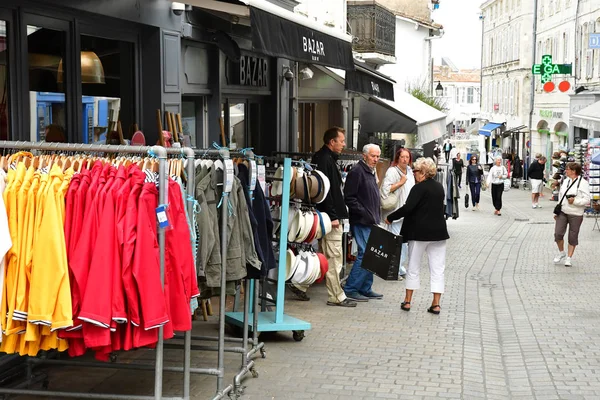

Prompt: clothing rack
[
  {"left": 189, "top": 147, "right": 265, "bottom": 399},
  {"left": 0, "top": 140, "right": 230, "bottom": 400},
  {"left": 226, "top": 157, "right": 311, "bottom": 342}
]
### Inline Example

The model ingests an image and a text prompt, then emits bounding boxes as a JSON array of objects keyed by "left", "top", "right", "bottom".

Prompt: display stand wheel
[{"left": 292, "top": 330, "right": 305, "bottom": 342}]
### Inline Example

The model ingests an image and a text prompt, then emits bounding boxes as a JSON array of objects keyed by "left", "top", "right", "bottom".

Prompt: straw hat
[
  {"left": 315, "top": 253, "right": 329, "bottom": 284},
  {"left": 311, "top": 170, "right": 331, "bottom": 204},
  {"left": 285, "top": 249, "right": 297, "bottom": 281}
]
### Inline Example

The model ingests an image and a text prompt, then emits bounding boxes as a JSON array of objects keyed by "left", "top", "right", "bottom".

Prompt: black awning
[
  {"left": 359, "top": 98, "right": 417, "bottom": 134},
  {"left": 249, "top": 6, "right": 354, "bottom": 70},
  {"left": 345, "top": 67, "right": 395, "bottom": 101}
]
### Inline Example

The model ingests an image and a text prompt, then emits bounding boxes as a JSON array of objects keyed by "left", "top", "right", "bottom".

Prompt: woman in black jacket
[
  {"left": 385, "top": 157, "right": 450, "bottom": 315},
  {"left": 466, "top": 155, "right": 484, "bottom": 210}
]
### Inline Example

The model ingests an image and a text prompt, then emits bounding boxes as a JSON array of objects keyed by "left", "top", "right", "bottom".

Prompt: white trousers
[{"left": 406, "top": 240, "right": 447, "bottom": 293}]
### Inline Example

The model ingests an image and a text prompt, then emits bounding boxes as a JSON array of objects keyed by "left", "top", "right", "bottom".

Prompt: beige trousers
[{"left": 293, "top": 225, "right": 346, "bottom": 303}]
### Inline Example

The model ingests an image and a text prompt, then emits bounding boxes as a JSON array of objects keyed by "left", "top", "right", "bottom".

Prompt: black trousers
[
  {"left": 445, "top": 151, "right": 451, "bottom": 163},
  {"left": 491, "top": 183, "right": 504, "bottom": 211}
]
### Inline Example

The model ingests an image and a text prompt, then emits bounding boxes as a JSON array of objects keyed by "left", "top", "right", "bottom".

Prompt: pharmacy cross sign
[{"left": 532, "top": 55, "right": 572, "bottom": 83}]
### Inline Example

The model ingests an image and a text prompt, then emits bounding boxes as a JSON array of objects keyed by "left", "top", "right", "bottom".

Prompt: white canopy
[{"left": 572, "top": 100, "right": 600, "bottom": 132}]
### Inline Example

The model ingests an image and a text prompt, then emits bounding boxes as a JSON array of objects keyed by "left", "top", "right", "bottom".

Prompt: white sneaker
[
  {"left": 564, "top": 257, "right": 572, "bottom": 267},
  {"left": 537, "top": 204, "right": 542, "bottom": 209},
  {"left": 532, "top": 204, "right": 537, "bottom": 209},
  {"left": 553, "top": 252, "right": 566, "bottom": 263}
]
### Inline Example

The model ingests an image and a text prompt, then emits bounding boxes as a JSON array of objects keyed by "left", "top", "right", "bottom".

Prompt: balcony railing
[{"left": 347, "top": 2, "right": 396, "bottom": 57}]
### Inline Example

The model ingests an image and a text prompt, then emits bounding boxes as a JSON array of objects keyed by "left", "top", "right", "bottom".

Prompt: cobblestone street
[
  {"left": 239, "top": 186, "right": 600, "bottom": 400},
  {"left": 13, "top": 186, "right": 600, "bottom": 400}
]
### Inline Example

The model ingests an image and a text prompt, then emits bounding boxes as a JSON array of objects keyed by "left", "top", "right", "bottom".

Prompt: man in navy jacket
[{"left": 343, "top": 143, "right": 383, "bottom": 302}]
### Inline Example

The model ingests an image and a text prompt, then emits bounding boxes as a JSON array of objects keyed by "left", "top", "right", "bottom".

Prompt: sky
[{"left": 431, "top": 0, "right": 483, "bottom": 70}]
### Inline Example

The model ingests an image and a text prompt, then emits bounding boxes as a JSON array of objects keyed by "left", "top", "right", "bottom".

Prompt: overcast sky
[{"left": 431, "top": 0, "right": 483, "bottom": 69}]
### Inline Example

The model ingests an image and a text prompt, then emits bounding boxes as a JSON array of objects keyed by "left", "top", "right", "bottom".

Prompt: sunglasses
[{"left": 413, "top": 169, "right": 421, "bottom": 173}]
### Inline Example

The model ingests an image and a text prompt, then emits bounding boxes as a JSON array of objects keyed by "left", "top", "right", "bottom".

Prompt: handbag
[
  {"left": 381, "top": 167, "right": 400, "bottom": 211},
  {"left": 554, "top": 177, "right": 581, "bottom": 216},
  {"left": 362, "top": 225, "right": 403, "bottom": 280}
]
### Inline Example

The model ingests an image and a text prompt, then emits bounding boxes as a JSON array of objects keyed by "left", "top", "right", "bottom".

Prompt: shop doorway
[
  {"left": 298, "top": 101, "right": 343, "bottom": 153},
  {"left": 221, "top": 98, "right": 262, "bottom": 151}
]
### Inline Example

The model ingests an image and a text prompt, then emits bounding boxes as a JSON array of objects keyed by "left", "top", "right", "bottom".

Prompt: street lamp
[{"left": 435, "top": 81, "right": 444, "bottom": 97}]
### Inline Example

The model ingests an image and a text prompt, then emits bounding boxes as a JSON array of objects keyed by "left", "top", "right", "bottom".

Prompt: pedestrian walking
[
  {"left": 534, "top": 153, "right": 546, "bottom": 198},
  {"left": 443, "top": 139, "right": 452, "bottom": 163},
  {"left": 343, "top": 143, "right": 383, "bottom": 302},
  {"left": 288, "top": 127, "right": 357, "bottom": 307},
  {"left": 528, "top": 155, "right": 546, "bottom": 208},
  {"left": 487, "top": 156, "right": 508, "bottom": 216},
  {"left": 552, "top": 162, "right": 591, "bottom": 267},
  {"left": 380, "top": 148, "right": 415, "bottom": 281},
  {"left": 385, "top": 157, "right": 449, "bottom": 315},
  {"left": 452, "top": 152, "right": 465, "bottom": 188},
  {"left": 466, "top": 155, "right": 484, "bottom": 210}
]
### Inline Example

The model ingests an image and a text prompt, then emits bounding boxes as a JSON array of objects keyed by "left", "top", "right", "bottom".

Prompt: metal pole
[
  {"left": 242, "top": 279, "right": 250, "bottom": 367},
  {"left": 528, "top": 0, "right": 539, "bottom": 167},
  {"left": 154, "top": 146, "right": 168, "bottom": 400},
  {"left": 275, "top": 158, "right": 292, "bottom": 323},
  {"left": 183, "top": 148, "right": 195, "bottom": 400}
]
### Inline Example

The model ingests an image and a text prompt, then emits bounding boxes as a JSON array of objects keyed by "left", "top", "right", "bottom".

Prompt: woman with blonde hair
[
  {"left": 380, "top": 148, "right": 415, "bottom": 280},
  {"left": 487, "top": 156, "right": 508, "bottom": 216},
  {"left": 386, "top": 157, "right": 449, "bottom": 315}
]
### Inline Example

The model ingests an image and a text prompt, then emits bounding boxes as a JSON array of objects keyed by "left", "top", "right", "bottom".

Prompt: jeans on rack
[
  {"left": 344, "top": 224, "right": 374, "bottom": 296},
  {"left": 469, "top": 181, "right": 481, "bottom": 206}
]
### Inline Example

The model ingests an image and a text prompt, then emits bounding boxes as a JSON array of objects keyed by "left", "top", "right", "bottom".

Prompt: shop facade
[
  {"left": 0, "top": 0, "right": 186, "bottom": 144},
  {"left": 570, "top": 91, "right": 600, "bottom": 147},
  {"left": 0, "top": 0, "right": 357, "bottom": 155}
]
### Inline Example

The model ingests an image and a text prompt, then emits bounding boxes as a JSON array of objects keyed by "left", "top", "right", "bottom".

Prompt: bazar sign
[{"left": 540, "top": 110, "right": 563, "bottom": 119}]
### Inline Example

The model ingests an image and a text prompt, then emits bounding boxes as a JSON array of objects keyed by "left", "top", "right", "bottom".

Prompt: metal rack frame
[
  {"left": 225, "top": 158, "right": 311, "bottom": 341},
  {"left": 0, "top": 141, "right": 231, "bottom": 400}
]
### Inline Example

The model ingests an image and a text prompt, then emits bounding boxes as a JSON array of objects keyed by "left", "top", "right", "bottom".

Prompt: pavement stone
[{"left": 10, "top": 184, "right": 600, "bottom": 399}]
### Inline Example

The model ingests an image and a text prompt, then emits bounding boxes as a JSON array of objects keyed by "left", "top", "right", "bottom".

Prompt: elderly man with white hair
[{"left": 343, "top": 143, "right": 383, "bottom": 302}]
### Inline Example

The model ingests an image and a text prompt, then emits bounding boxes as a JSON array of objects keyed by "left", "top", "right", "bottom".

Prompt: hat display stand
[{"left": 226, "top": 157, "right": 311, "bottom": 343}]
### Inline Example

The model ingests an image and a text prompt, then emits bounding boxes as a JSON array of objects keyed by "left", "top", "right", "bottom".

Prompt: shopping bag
[
  {"left": 361, "top": 225, "right": 403, "bottom": 281},
  {"left": 464, "top": 193, "right": 470, "bottom": 208},
  {"left": 503, "top": 178, "right": 511, "bottom": 192}
]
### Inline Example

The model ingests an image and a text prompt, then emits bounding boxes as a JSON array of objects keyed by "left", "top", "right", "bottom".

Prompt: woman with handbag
[
  {"left": 466, "top": 155, "right": 484, "bottom": 210},
  {"left": 553, "top": 162, "right": 590, "bottom": 267},
  {"left": 380, "top": 148, "right": 415, "bottom": 280},
  {"left": 487, "top": 157, "right": 508, "bottom": 216}
]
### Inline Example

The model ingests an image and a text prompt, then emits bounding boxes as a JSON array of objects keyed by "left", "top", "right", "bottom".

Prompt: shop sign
[
  {"left": 227, "top": 55, "right": 269, "bottom": 87},
  {"left": 590, "top": 33, "right": 600, "bottom": 49},
  {"left": 249, "top": 6, "right": 354, "bottom": 70},
  {"left": 532, "top": 55, "right": 572, "bottom": 83},
  {"left": 539, "top": 110, "right": 563, "bottom": 119}
]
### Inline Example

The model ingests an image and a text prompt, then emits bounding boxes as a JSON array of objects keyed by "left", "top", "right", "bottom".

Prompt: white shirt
[
  {"left": 559, "top": 176, "right": 591, "bottom": 216},
  {"left": 380, "top": 165, "right": 415, "bottom": 232},
  {"left": 487, "top": 165, "right": 508, "bottom": 186}
]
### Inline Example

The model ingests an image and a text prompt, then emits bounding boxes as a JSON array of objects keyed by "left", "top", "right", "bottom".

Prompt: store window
[
  {"left": 0, "top": 20, "right": 9, "bottom": 140},
  {"left": 80, "top": 35, "right": 135, "bottom": 144},
  {"left": 28, "top": 25, "right": 67, "bottom": 142}
]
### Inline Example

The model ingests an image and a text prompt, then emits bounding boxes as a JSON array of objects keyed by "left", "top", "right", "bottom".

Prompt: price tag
[
  {"left": 250, "top": 160, "right": 257, "bottom": 191},
  {"left": 156, "top": 205, "right": 171, "bottom": 229},
  {"left": 258, "top": 165, "right": 266, "bottom": 193},
  {"left": 224, "top": 159, "right": 234, "bottom": 193},
  {"left": 343, "top": 220, "right": 350, "bottom": 233}
]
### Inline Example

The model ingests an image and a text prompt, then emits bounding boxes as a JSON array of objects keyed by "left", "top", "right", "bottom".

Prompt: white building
[
  {"left": 433, "top": 59, "right": 481, "bottom": 134},
  {"left": 480, "top": 0, "right": 535, "bottom": 161},
  {"left": 378, "top": 7, "right": 443, "bottom": 93}
]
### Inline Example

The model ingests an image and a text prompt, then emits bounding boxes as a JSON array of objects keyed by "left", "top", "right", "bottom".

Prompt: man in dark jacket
[
  {"left": 288, "top": 127, "right": 356, "bottom": 307},
  {"left": 343, "top": 143, "right": 383, "bottom": 302}
]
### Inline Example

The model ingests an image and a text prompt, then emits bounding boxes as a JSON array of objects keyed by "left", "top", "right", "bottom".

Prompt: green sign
[{"left": 532, "top": 55, "right": 572, "bottom": 83}]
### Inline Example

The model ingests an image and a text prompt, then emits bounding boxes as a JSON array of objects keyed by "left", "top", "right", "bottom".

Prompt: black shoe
[
  {"left": 362, "top": 291, "right": 383, "bottom": 299},
  {"left": 345, "top": 292, "right": 369, "bottom": 302},
  {"left": 327, "top": 299, "right": 357, "bottom": 307},
  {"left": 288, "top": 284, "right": 310, "bottom": 301},
  {"left": 427, "top": 305, "right": 441, "bottom": 315}
]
